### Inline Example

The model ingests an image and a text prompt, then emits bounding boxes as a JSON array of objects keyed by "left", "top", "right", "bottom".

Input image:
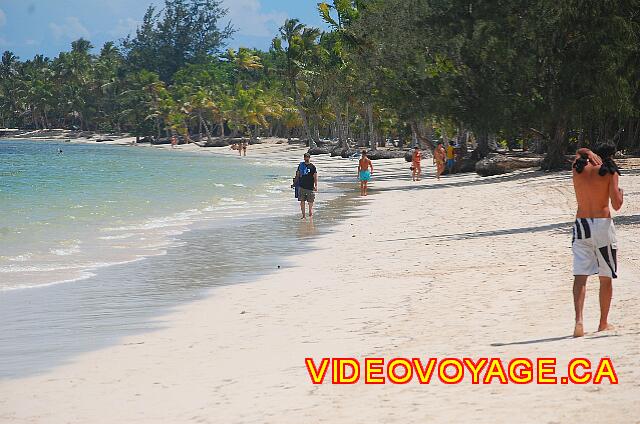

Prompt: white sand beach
[{"left": 1, "top": 147, "right": 639, "bottom": 423}]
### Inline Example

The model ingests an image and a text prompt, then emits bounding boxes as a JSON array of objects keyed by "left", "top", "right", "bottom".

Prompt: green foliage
[
  {"left": 2, "top": 0, "right": 640, "bottom": 162},
  {"left": 122, "top": 0, "right": 235, "bottom": 82}
]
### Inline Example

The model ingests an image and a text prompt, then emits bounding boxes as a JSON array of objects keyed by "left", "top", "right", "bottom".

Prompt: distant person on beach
[
  {"left": 171, "top": 135, "right": 177, "bottom": 148},
  {"left": 571, "top": 143, "right": 624, "bottom": 338},
  {"left": 242, "top": 142, "right": 247, "bottom": 156},
  {"left": 446, "top": 141, "right": 456, "bottom": 174},
  {"left": 358, "top": 150, "right": 374, "bottom": 196},
  {"left": 295, "top": 152, "right": 317, "bottom": 219},
  {"left": 434, "top": 142, "right": 445, "bottom": 180},
  {"left": 411, "top": 146, "right": 422, "bottom": 181}
]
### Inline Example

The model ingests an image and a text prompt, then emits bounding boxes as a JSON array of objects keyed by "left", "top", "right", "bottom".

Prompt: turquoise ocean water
[{"left": 0, "top": 140, "right": 297, "bottom": 290}]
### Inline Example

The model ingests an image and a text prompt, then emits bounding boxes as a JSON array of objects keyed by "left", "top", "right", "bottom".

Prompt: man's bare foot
[
  {"left": 597, "top": 323, "right": 615, "bottom": 332},
  {"left": 300, "top": 215, "right": 306, "bottom": 220},
  {"left": 573, "top": 322, "right": 584, "bottom": 338}
]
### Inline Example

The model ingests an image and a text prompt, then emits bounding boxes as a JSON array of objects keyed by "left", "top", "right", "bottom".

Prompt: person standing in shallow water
[
  {"left": 295, "top": 152, "right": 318, "bottom": 219},
  {"left": 358, "top": 150, "right": 374, "bottom": 196},
  {"left": 571, "top": 143, "right": 624, "bottom": 338}
]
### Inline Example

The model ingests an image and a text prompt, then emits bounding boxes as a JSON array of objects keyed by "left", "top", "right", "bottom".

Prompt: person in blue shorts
[
  {"left": 358, "top": 150, "right": 374, "bottom": 196},
  {"left": 446, "top": 141, "right": 456, "bottom": 174}
]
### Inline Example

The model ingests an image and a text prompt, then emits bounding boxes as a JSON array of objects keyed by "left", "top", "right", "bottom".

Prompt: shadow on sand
[
  {"left": 370, "top": 168, "right": 570, "bottom": 192},
  {"left": 376, "top": 214, "right": 640, "bottom": 244},
  {"left": 491, "top": 332, "right": 623, "bottom": 347}
]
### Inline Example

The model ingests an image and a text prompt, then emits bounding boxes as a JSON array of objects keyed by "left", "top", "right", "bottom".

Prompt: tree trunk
[
  {"left": 366, "top": 102, "right": 377, "bottom": 151},
  {"left": 335, "top": 105, "right": 344, "bottom": 147},
  {"left": 633, "top": 119, "right": 640, "bottom": 150},
  {"left": 474, "top": 131, "right": 490, "bottom": 159},
  {"left": 251, "top": 125, "right": 258, "bottom": 143},
  {"left": 31, "top": 107, "right": 39, "bottom": 129},
  {"left": 410, "top": 120, "right": 435, "bottom": 150},
  {"left": 457, "top": 128, "right": 469, "bottom": 155},
  {"left": 290, "top": 79, "right": 316, "bottom": 148},
  {"left": 200, "top": 112, "right": 212, "bottom": 143},
  {"left": 219, "top": 118, "right": 225, "bottom": 138},
  {"left": 297, "top": 103, "right": 315, "bottom": 147},
  {"left": 542, "top": 118, "right": 569, "bottom": 170},
  {"left": 344, "top": 102, "right": 351, "bottom": 145},
  {"left": 411, "top": 124, "right": 418, "bottom": 148}
]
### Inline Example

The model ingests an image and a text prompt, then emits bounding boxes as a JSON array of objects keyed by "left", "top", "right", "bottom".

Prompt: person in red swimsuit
[{"left": 412, "top": 146, "right": 422, "bottom": 181}]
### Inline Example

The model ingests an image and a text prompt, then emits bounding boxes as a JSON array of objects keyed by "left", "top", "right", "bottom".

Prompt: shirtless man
[
  {"left": 571, "top": 143, "right": 624, "bottom": 337},
  {"left": 358, "top": 150, "right": 374, "bottom": 196},
  {"left": 412, "top": 146, "right": 422, "bottom": 181},
  {"left": 433, "top": 142, "right": 446, "bottom": 180}
]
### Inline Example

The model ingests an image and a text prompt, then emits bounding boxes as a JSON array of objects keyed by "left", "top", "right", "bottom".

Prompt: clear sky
[{"left": 0, "top": 0, "right": 325, "bottom": 60}]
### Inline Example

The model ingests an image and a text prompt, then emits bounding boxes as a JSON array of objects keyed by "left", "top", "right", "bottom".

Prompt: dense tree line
[
  {"left": 1, "top": 0, "right": 640, "bottom": 168},
  {"left": 322, "top": 0, "right": 640, "bottom": 168}
]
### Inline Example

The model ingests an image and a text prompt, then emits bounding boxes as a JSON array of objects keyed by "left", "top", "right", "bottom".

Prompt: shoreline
[
  {"left": 0, "top": 142, "right": 365, "bottom": 379},
  {"left": 2, "top": 141, "right": 640, "bottom": 422},
  {"left": 0, "top": 188, "right": 364, "bottom": 380},
  {"left": 0, "top": 138, "right": 320, "bottom": 292}
]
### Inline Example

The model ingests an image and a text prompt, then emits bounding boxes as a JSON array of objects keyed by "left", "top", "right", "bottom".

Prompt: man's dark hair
[
  {"left": 573, "top": 153, "right": 589, "bottom": 173},
  {"left": 361, "top": 150, "right": 367, "bottom": 156},
  {"left": 573, "top": 142, "right": 620, "bottom": 175},
  {"left": 594, "top": 142, "right": 621, "bottom": 176}
]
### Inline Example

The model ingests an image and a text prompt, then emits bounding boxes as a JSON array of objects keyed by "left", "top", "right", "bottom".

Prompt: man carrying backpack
[{"left": 294, "top": 152, "right": 318, "bottom": 219}]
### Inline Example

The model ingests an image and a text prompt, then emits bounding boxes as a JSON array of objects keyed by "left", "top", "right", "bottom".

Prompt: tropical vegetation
[{"left": 1, "top": 0, "right": 640, "bottom": 168}]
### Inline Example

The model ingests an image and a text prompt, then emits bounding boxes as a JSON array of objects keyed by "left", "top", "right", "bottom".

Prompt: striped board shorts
[{"left": 572, "top": 218, "right": 618, "bottom": 279}]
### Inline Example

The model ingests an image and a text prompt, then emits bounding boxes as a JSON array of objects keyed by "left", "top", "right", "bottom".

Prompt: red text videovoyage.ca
[{"left": 305, "top": 357, "right": 618, "bottom": 385}]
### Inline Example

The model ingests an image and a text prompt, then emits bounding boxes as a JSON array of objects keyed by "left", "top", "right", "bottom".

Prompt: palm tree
[
  {"left": 281, "top": 104, "right": 303, "bottom": 142},
  {"left": 183, "top": 88, "right": 220, "bottom": 143},
  {"left": 0, "top": 51, "right": 21, "bottom": 127},
  {"left": 229, "top": 87, "right": 281, "bottom": 143},
  {"left": 275, "top": 19, "right": 326, "bottom": 148}
]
